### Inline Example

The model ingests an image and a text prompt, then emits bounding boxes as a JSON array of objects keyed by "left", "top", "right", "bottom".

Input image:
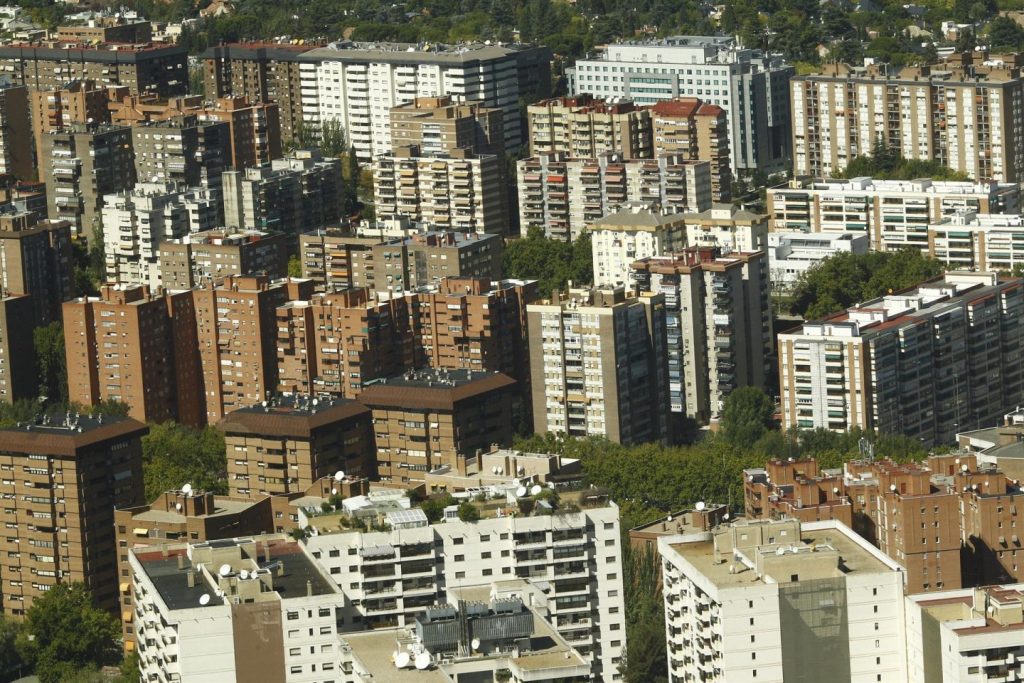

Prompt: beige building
[
  {"left": 0, "top": 82, "right": 32, "bottom": 180},
  {"left": 30, "top": 80, "right": 112, "bottom": 177},
  {"left": 0, "top": 414, "right": 146, "bottom": 617},
  {"left": 791, "top": 55, "right": 1024, "bottom": 181},
  {"left": 158, "top": 228, "right": 290, "bottom": 288},
  {"left": 219, "top": 394, "right": 375, "bottom": 500},
  {"left": 589, "top": 204, "right": 688, "bottom": 288},
  {"left": 390, "top": 95, "right": 504, "bottom": 156},
  {"left": 650, "top": 98, "right": 733, "bottom": 201},
  {"left": 680, "top": 203, "right": 769, "bottom": 253},
  {"left": 527, "top": 94, "right": 653, "bottom": 158},
  {"left": 527, "top": 287, "right": 670, "bottom": 444}
]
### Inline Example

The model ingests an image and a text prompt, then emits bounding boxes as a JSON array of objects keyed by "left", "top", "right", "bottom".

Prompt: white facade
[
  {"left": 929, "top": 211, "right": 1024, "bottom": 272},
  {"left": 659, "top": 519, "right": 907, "bottom": 683},
  {"left": 102, "top": 183, "right": 192, "bottom": 289},
  {"left": 590, "top": 206, "right": 687, "bottom": 287},
  {"left": 304, "top": 501, "right": 627, "bottom": 681},
  {"left": 568, "top": 36, "right": 793, "bottom": 172},
  {"left": 300, "top": 42, "right": 542, "bottom": 160},
  {"left": 767, "top": 232, "right": 869, "bottom": 291}
]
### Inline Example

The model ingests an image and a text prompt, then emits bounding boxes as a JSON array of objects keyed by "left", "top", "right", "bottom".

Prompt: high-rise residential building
[
  {"left": 373, "top": 146, "right": 509, "bottom": 235},
  {"left": 590, "top": 204, "right": 687, "bottom": 288},
  {"left": 658, "top": 518, "right": 908, "bottom": 683},
  {"left": 218, "top": 394, "right": 375, "bottom": 500},
  {"left": 222, "top": 150, "right": 343, "bottom": 234},
  {"left": 767, "top": 177, "right": 1021, "bottom": 249},
  {"left": 778, "top": 272, "right": 1024, "bottom": 445},
  {"left": 632, "top": 246, "right": 772, "bottom": 425},
  {"left": 0, "top": 82, "right": 32, "bottom": 180},
  {"left": 305, "top": 497, "right": 627, "bottom": 680},
  {"left": 299, "top": 228, "right": 504, "bottom": 294},
  {"left": 527, "top": 287, "right": 671, "bottom": 444},
  {"left": 193, "top": 276, "right": 314, "bottom": 423},
  {"left": 921, "top": 211, "right": 1024, "bottom": 271},
  {"left": 291, "top": 41, "right": 552, "bottom": 159},
  {"left": 158, "top": 228, "right": 290, "bottom": 289},
  {"left": 0, "top": 210, "right": 73, "bottom": 325},
  {"left": 63, "top": 284, "right": 200, "bottom": 425},
  {"left": 680, "top": 203, "right": 769, "bottom": 253},
  {"left": 29, "top": 79, "right": 112, "bottom": 177},
  {"left": 131, "top": 117, "right": 230, "bottom": 189},
  {"left": 40, "top": 123, "right": 136, "bottom": 237},
  {"left": 568, "top": 35, "right": 793, "bottom": 172},
  {"left": 358, "top": 368, "right": 517, "bottom": 487},
  {"left": 767, "top": 232, "right": 870, "bottom": 292},
  {"left": 0, "top": 42, "right": 187, "bottom": 96},
  {"left": 0, "top": 414, "right": 146, "bottom": 616},
  {"left": 527, "top": 94, "right": 653, "bottom": 158},
  {"left": 101, "top": 184, "right": 191, "bottom": 289},
  {"left": 791, "top": 56, "right": 1024, "bottom": 181},
  {"left": 130, "top": 536, "right": 346, "bottom": 682},
  {"left": 517, "top": 153, "right": 713, "bottom": 241},
  {"left": 390, "top": 95, "right": 504, "bottom": 156},
  {"left": 650, "top": 98, "right": 733, "bottom": 201},
  {"left": 0, "top": 294, "right": 34, "bottom": 402}
]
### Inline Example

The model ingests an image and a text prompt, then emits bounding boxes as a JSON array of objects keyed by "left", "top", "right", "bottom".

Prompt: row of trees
[{"left": 503, "top": 227, "right": 593, "bottom": 298}]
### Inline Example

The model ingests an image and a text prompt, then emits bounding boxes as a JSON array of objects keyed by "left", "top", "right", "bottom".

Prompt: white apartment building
[
  {"left": 929, "top": 211, "right": 1024, "bottom": 272},
  {"left": 299, "top": 42, "right": 551, "bottom": 160},
  {"left": 767, "top": 177, "right": 1020, "bottom": 250},
  {"left": 658, "top": 518, "right": 907, "bottom": 683},
  {"left": 517, "top": 153, "right": 712, "bottom": 241},
  {"left": 590, "top": 204, "right": 687, "bottom": 287},
  {"left": 906, "top": 585, "right": 1024, "bottom": 683},
  {"left": 568, "top": 35, "right": 794, "bottom": 172},
  {"left": 303, "top": 498, "right": 626, "bottom": 681},
  {"left": 373, "top": 148, "right": 509, "bottom": 235},
  {"left": 767, "top": 232, "right": 869, "bottom": 292},
  {"left": 527, "top": 287, "right": 671, "bottom": 445},
  {"left": 130, "top": 536, "right": 346, "bottom": 683},
  {"left": 102, "top": 183, "right": 192, "bottom": 289}
]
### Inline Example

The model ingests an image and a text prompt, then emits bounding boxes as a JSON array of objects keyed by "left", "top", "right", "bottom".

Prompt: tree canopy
[
  {"left": 837, "top": 144, "right": 971, "bottom": 181},
  {"left": 719, "top": 387, "right": 776, "bottom": 448},
  {"left": 503, "top": 227, "right": 593, "bottom": 297},
  {"left": 790, "top": 249, "right": 946, "bottom": 320},
  {"left": 142, "top": 422, "right": 228, "bottom": 501}
]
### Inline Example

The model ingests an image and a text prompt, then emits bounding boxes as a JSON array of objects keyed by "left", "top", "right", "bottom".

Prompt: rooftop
[
  {"left": 0, "top": 413, "right": 148, "bottom": 455},
  {"left": 589, "top": 203, "right": 687, "bottom": 231},
  {"left": 358, "top": 369, "right": 516, "bottom": 411},
  {"left": 219, "top": 394, "right": 371, "bottom": 438}
]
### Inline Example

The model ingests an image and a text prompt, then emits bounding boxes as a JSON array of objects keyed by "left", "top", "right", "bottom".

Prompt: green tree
[
  {"left": 457, "top": 501, "right": 481, "bottom": 522},
  {"left": 420, "top": 493, "right": 455, "bottom": 522},
  {"left": 142, "top": 422, "right": 228, "bottom": 501},
  {"left": 988, "top": 16, "right": 1024, "bottom": 50},
  {"left": 503, "top": 227, "right": 593, "bottom": 296},
  {"left": 34, "top": 322, "right": 67, "bottom": 404},
  {"left": 718, "top": 387, "right": 776, "bottom": 448},
  {"left": 287, "top": 254, "right": 302, "bottom": 277},
  {"left": 621, "top": 544, "right": 668, "bottom": 683},
  {"left": 0, "top": 613, "right": 23, "bottom": 676},
  {"left": 16, "top": 583, "right": 119, "bottom": 683},
  {"left": 319, "top": 118, "right": 348, "bottom": 158}
]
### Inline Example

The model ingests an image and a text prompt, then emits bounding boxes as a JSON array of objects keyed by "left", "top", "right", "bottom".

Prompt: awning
[
  {"left": 133, "top": 528, "right": 148, "bottom": 536},
  {"left": 124, "top": 640, "right": 135, "bottom": 652},
  {"left": 119, "top": 582, "right": 129, "bottom": 593},
  {"left": 122, "top": 611, "right": 132, "bottom": 622}
]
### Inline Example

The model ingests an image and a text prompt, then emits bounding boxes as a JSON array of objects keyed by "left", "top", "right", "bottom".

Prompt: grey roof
[
  {"left": 302, "top": 42, "right": 545, "bottom": 66},
  {"left": 589, "top": 207, "right": 686, "bottom": 231}
]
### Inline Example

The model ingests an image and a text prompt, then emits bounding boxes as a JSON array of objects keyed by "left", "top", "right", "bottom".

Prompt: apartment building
[
  {"left": 742, "top": 459, "right": 855, "bottom": 527},
  {"left": 130, "top": 536, "right": 345, "bottom": 683},
  {"left": 131, "top": 117, "right": 230, "bottom": 189},
  {"left": 0, "top": 82, "right": 31, "bottom": 179},
  {"left": 527, "top": 94, "right": 653, "bottom": 158},
  {"left": 778, "top": 272, "right": 1024, "bottom": 445},
  {"left": 568, "top": 35, "right": 793, "bottom": 172},
  {"left": 517, "top": 153, "right": 713, "bottom": 241},
  {"left": 40, "top": 123, "right": 136, "bottom": 236},
  {"left": 767, "top": 232, "right": 870, "bottom": 292},
  {"left": 632, "top": 247, "right": 772, "bottom": 425},
  {"left": 0, "top": 293, "right": 34, "bottom": 402},
  {"left": 650, "top": 98, "right": 733, "bottom": 201},
  {"left": 101, "top": 184, "right": 191, "bottom": 289},
  {"left": 928, "top": 211, "right": 1024, "bottom": 272},
  {"left": 219, "top": 394, "right": 375, "bottom": 500},
  {"left": 299, "top": 228, "right": 503, "bottom": 294},
  {"left": 63, "top": 284, "right": 198, "bottom": 425},
  {"left": 590, "top": 204, "right": 687, "bottom": 288},
  {"left": 791, "top": 56, "right": 1024, "bottom": 181},
  {"left": 193, "top": 275, "right": 314, "bottom": 423},
  {"left": 0, "top": 210, "right": 73, "bottom": 325},
  {"left": 527, "top": 287, "right": 671, "bottom": 444},
  {"left": 0, "top": 414, "right": 146, "bottom": 616},
  {"left": 159, "top": 228, "right": 290, "bottom": 289},
  {"left": 56, "top": 20, "right": 152, "bottom": 44},
  {"left": 305, "top": 496, "right": 626, "bottom": 679},
  {"left": 390, "top": 95, "right": 504, "bottom": 156},
  {"left": 681, "top": 203, "right": 769, "bottom": 253},
  {"left": 767, "top": 177, "right": 1021, "bottom": 250},
  {"left": 358, "top": 368, "right": 517, "bottom": 487},
  {"left": 222, "top": 150, "right": 343, "bottom": 234},
  {"left": 658, "top": 518, "right": 908, "bottom": 683},
  {"left": 0, "top": 42, "right": 187, "bottom": 96},
  {"left": 29, "top": 79, "right": 111, "bottom": 176},
  {"left": 373, "top": 146, "right": 509, "bottom": 235}
]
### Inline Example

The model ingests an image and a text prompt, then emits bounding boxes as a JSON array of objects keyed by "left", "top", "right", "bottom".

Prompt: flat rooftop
[{"left": 129, "top": 498, "right": 256, "bottom": 524}]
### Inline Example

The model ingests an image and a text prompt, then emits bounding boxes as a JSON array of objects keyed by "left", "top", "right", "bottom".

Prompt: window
[
  {"left": 287, "top": 611, "right": 298, "bottom": 620},
  {"left": 454, "top": 555, "right": 464, "bottom": 562},
  {"left": 290, "top": 666, "right": 302, "bottom": 674},
  {"left": 453, "top": 538, "right": 464, "bottom": 545},
  {"left": 481, "top": 552, "right": 491, "bottom": 559},
  {"left": 483, "top": 569, "right": 492, "bottom": 576},
  {"left": 456, "top": 571, "right": 465, "bottom": 579},
  {"left": 610, "top": 624, "right": 620, "bottom": 631},
  {"left": 289, "top": 648, "right": 300, "bottom": 656},
  {"left": 319, "top": 608, "right": 331, "bottom": 617},
  {"left": 750, "top": 617, "right": 755, "bottom": 626},
  {"left": 329, "top": 549, "right": 340, "bottom": 558},
  {"left": 480, "top": 535, "right": 490, "bottom": 542}
]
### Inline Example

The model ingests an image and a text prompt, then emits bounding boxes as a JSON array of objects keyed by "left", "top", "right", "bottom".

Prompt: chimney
[
  {"left": 187, "top": 571, "right": 196, "bottom": 588},
  {"left": 306, "top": 580, "right": 313, "bottom": 597},
  {"left": 177, "top": 554, "right": 185, "bottom": 570},
  {"left": 263, "top": 544, "right": 271, "bottom": 564}
]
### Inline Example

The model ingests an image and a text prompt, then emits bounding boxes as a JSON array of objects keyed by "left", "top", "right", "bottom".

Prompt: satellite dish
[
  {"left": 199, "top": 593, "right": 210, "bottom": 605},
  {"left": 832, "top": 487, "right": 839, "bottom": 494},
  {"left": 395, "top": 652, "right": 411, "bottom": 668},
  {"left": 175, "top": 502, "right": 182, "bottom": 511},
  {"left": 723, "top": 512, "right": 731, "bottom": 520},
  {"left": 471, "top": 638, "right": 481, "bottom": 651},
  {"left": 492, "top": 466, "right": 499, "bottom": 474},
  {"left": 695, "top": 501, "right": 706, "bottom": 511},
  {"left": 530, "top": 485, "right": 542, "bottom": 496},
  {"left": 889, "top": 484, "right": 897, "bottom": 492},
  {"left": 548, "top": 481, "right": 555, "bottom": 489},
  {"left": 331, "top": 488, "right": 338, "bottom": 495},
  {"left": 334, "top": 470, "right": 345, "bottom": 482},
  {"left": 219, "top": 564, "right": 232, "bottom": 577},
  {"left": 312, "top": 398, "right": 319, "bottom": 406},
  {"left": 414, "top": 652, "right": 431, "bottom": 670},
  {"left": 516, "top": 486, "right": 527, "bottom": 497},
  {"left": 962, "top": 464, "right": 969, "bottom": 472},
  {"left": 239, "top": 570, "right": 249, "bottom": 580},
  {"left": 181, "top": 483, "right": 193, "bottom": 495}
]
